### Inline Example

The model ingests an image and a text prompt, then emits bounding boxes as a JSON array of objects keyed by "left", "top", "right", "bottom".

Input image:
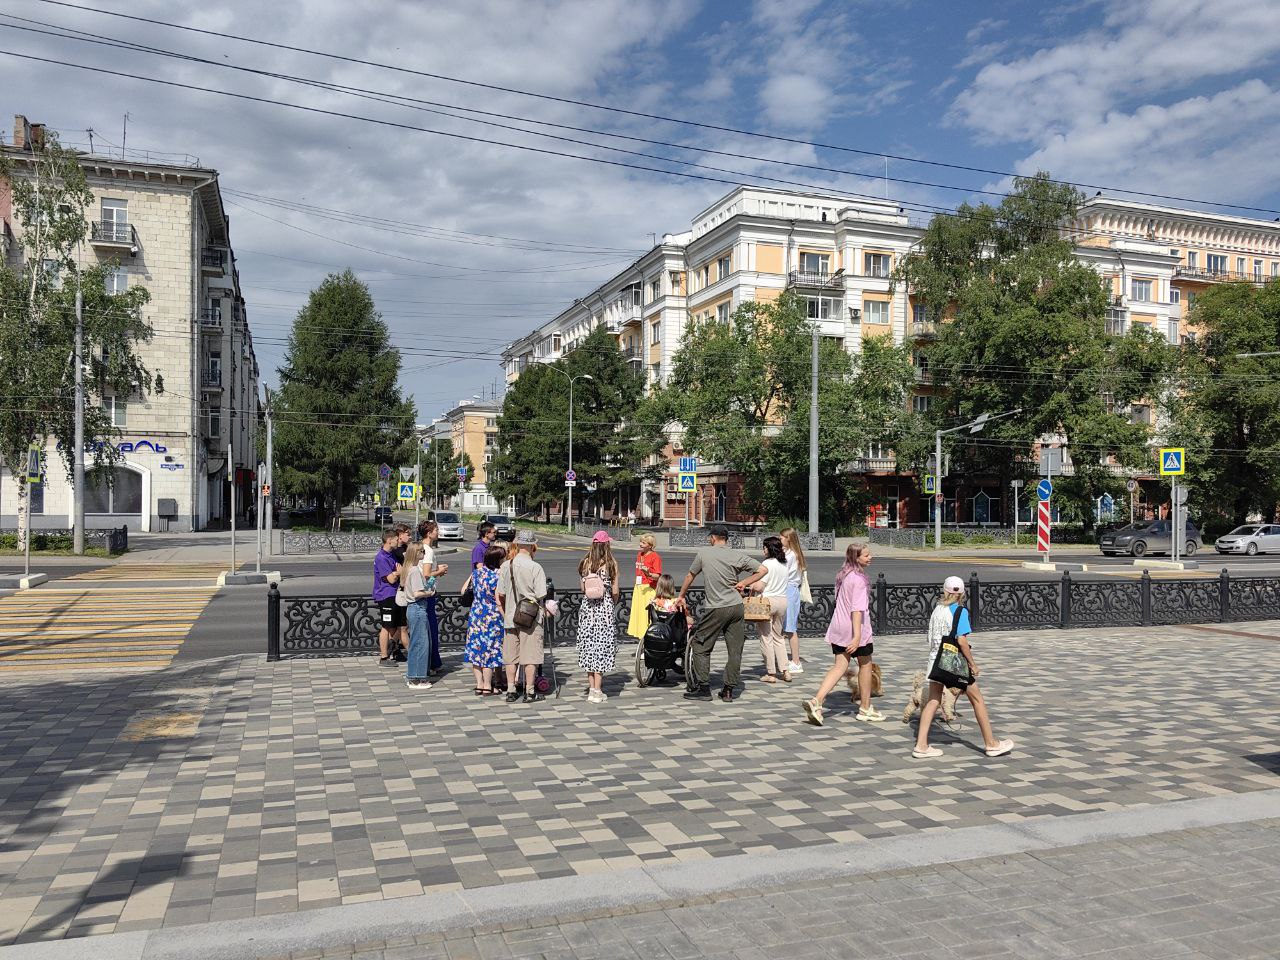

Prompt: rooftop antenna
[
  {"left": 648, "top": 232, "right": 657, "bottom": 247},
  {"left": 121, "top": 112, "right": 131, "bottom": 158},
  {"left": 86, "top": 127, "right": 95, "bottom": 154},
  {"left": 883, "top": 156, "right": 889, "bottom": 199}
]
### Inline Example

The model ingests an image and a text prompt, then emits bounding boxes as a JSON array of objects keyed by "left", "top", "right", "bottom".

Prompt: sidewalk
[{"left": 0, "top": 621, "right": 1276, "bottom": 953}]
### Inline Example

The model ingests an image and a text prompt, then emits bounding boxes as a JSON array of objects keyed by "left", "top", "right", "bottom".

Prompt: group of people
[{"left": 372, "top": 518, "right": 1015, "bottom": 757}]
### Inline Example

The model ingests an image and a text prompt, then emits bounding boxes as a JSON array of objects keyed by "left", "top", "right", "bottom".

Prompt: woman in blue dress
[{"left": 464, "top": 544, "right": 506, "bottom": 695}]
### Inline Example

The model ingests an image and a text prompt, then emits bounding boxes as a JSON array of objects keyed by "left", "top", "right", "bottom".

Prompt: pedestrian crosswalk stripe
[
  {"left": 66, "top": 563, "right": 233, "bottom": 583},
  {"left": 0, "top": 588, "right": 217, "bottom": 671}
]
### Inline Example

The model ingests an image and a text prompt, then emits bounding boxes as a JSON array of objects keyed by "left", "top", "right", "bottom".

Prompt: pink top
[
  {"left": 653, "top": 597, "right": 680, "bottom": 613},
  {"left": 824, "top": 569, "right": 873, "bottom": 649}
]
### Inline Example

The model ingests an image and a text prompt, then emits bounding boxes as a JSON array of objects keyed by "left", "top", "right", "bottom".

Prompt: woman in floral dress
[
  {"left": 464, "top": 545, "right": 505, "bottom": 695},
  {"left": 577, "top": 531, "right": 621, "bottom": 703}
]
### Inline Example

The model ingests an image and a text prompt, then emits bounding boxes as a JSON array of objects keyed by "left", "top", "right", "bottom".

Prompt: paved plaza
[{"left": 0, "top": 620, "right": 1277, "bottom": 954}]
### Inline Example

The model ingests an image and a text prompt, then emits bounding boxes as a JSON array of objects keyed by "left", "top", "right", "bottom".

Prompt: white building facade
[{"left": 0, "top": 116, "right": 260, "bottom": 533}]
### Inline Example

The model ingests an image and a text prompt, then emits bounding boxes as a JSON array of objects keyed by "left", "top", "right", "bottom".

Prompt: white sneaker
[
  {"left": 912, "top": 745, "right": 943, "bottom": 759},
  {"left": 985, "top": 738, "right": 1014, "bottom": 758},
  {"left": 788, "top": 661, "right": 804, "bottom": 675},
  {"left": 803, "top": 698, "right": 823, "bottom": 726}
]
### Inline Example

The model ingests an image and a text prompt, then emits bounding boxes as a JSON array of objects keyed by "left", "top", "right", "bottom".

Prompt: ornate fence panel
[
  {"left": 281, "top": 531, "right": 384, "bottom": 555},
  {"left": 0, "top": 526, "right": 127, "bottom": 553},
  {"left": 877, "top": 580, "right": 936, "bottom": 635},
  {"left": 1069, "top": 579, "right": 1143, "bottom": 628},
  {"left": 867, "top": 528, "right": 926, "bottom": 549},
  {"left": 668, "top": 527, "right": 752, "bottom": 549},
  {"left": 976, "top": 579, "right": 1061, "bottom": 631},
  {"left": 1228, "top": 576, "right": 1280, "bottom": 622},
  {"left": 1149, "top": 578, "right": 1221, "bottom": 626}
]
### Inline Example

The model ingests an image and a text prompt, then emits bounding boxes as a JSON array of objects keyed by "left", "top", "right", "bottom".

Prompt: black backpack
[{"left": 643, "top": 608, "right": 678, "bottom": 654}]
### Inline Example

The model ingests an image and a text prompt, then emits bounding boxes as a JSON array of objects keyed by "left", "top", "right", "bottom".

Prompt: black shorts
[
  {"left": 379, "top": 598, "right": 406, "bottom": 630},
  {"left": 831, "top": 642, "right": 874, "bottom": 658}
]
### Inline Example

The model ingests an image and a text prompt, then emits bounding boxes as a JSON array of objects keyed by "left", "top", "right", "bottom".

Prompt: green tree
[
  {"left": 273, "top": 271, "right": 414, "bottom": 524},
  {"left": 895, "top": 173, "right": 1176, "bottom": 530},
  {"left": 1166, "top": 279, "right": 1280, "bottom": 527},
  {"left": 657, "top": 292, "right": 917, "bottom": 525},
  {"left": 0, "top": 133, "right": 152, "bottom": 550}
]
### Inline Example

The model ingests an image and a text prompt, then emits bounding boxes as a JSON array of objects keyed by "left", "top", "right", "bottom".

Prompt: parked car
[
  {"left": 428, "top": 510, "right": 464, "bottom": 540},
  {"left": 1214, "top": 523, "right": 1280, "bottom": 555},
  {"left": 479, "top": 514, "right": 516, "bottom": 541},
  {"left": 373, "top": 506, "right": 393, "bottom": 524},
  {"left": 1099, "top": 519, "right": 1201, "bottom": 557}
]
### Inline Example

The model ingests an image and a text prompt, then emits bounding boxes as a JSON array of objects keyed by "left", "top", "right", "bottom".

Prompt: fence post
[
  {"left": 874, "top": 572, "right": 888, "bottom": 634},
  {"left": 1060, "top": 571, "right": 1071, "bottom": 629},
  {"left": 1140, "top": 569, "right": 1152, "bottom": 626},
  {"left": 267, "top": 582, "right": 281, "bottom": 661},
  {"left": 968, "top": 572, "right": 981, "bottom": 632},
  {"left": 349, "top": 530, "right": 357, "bottom": 554},
  {"left": 305, "top": 532, "right": 312, "bottom": 556},
  {"left": 1219, "top": 568, "right": 1230, "bottom": 623}
]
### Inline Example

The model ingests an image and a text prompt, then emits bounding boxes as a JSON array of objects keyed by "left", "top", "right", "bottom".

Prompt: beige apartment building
[
  {"left": 433, "top": 398, "right": 504, "bottom": 514},
  {"left": 500, "top": 185, "right": 1280, "bottom": 528},
  {"left": 0, "top": 115, "right": 260, "bottom": 532}
]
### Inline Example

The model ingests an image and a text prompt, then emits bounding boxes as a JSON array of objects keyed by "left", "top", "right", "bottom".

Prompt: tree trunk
[{"left": 16, "top": 479, "right": 28, "bottom": 553}]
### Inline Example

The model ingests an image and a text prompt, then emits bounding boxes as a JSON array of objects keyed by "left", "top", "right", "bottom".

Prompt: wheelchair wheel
[{"left": 634, "top": 643, "right": 649, "bottom": 687}]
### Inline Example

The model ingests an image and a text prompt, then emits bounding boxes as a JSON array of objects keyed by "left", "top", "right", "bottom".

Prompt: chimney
[
  {"left": 12, "top": 115, "right": 28, "bottom": 150},
  {"left": 29, "top": 123, "right": 46, "bottom": 151}
]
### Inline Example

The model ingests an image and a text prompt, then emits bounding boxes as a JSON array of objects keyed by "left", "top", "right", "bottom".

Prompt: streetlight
[
  {"left": 535, "top": 362, "right": 593, "bottom": 532},
  {"left": 933, "top": 408, "right": 1022, "bottom": 549},
  {"left": 807, "top": 268, "right": 844, "bottom": 534}
]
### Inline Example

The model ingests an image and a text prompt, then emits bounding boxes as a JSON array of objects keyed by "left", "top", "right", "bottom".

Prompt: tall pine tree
[{"left": 273, "top": 271, "right": 414, "bottom": 524}]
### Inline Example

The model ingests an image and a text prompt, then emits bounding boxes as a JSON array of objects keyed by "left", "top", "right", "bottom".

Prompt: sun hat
[
  {"left": 942, "top": 575, "right": 965, "bottom": 594},
  {"left": 516, "top": 529, "right": 538, "bottom": 545},
  {"left": 591, "top": 530, "right": 612, "bottom": 543}
]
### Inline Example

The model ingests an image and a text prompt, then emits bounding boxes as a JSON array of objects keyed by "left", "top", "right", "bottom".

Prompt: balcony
[
  {"left": 199, "top": 307, "right": 222, "bottom": 332},
  {"left": 90, "top": 220, "right": 137, "bottom": 251},
  {"left": 914, "top": 367, "right": 933, "bottom": 384},
  {"left": 912, "top": 320, "right": 938, "bottom": 338},
  {"left": 845, "top": 454, "right": 897, "bottom": 473},
  {"left": 787, "top": 271, "right": 844, "bottom": 290},
  {"left": 201, "top": 247, "right": 228, "bottom": 275},
  {"left": 1175, "top": 266, "right": 1271, "bottom": 286},
  {"left": 201, "top": 369, "right": 223, "bottom": 390}
]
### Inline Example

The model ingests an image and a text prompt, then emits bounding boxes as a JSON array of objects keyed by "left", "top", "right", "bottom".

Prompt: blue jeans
[
  {"left": 406, "top": 600, "right": 431, "bottom": 680},
  {"left": 426, "top": 595, "right": 443, "bottom": 672}
]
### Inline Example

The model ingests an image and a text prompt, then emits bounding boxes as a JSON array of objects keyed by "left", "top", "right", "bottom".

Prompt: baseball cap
[
  {"left": 942, "top": 575, "right": 965, "bottom": 594},
  {"left": 591, "top": 530, "right": 613, "bottom": 543}
]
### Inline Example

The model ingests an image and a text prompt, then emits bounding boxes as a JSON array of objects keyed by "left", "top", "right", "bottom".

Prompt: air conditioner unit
[{"left": 1112, "top": 295, "right": 1125, "bottom": 306}]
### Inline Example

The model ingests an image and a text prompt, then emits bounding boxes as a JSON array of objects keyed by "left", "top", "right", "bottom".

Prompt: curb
[
  {"left": 0, "top": 573, "right": 47, "bottom": 590},
  {"left": 5, "top": 789, "right": 1276, "bottom": 960}
]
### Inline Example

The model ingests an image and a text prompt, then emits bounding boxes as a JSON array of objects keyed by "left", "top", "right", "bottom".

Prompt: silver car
[
  {"left": 1099, "top": 519, "right": 1201, "bottom": 557},
  {"left": 1215, "top": 524, "right": 1280, "bottom": 556},
  {"left": 428, "top": 510, "right": 464, "bottom": 541}
]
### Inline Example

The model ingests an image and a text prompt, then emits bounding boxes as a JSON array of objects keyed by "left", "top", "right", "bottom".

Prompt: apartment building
[
  {"left": 501, "top": 185, "right": 1280, "bottom": 528},
  {"left": 436, "top": 398, "right": 504, "bottom": 514},
  {"left": 0, "top": 115, "right": 260, "bottom": 532}
]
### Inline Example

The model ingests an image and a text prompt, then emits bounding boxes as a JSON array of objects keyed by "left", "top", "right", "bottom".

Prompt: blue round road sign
[{"left": 1037, "top": 479, "right": 1053, "bottom": 502}]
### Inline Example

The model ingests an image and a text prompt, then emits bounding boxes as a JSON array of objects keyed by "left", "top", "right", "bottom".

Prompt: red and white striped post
[{"left": 1036, "top": 500, "right": 1052, "bottom": 556}]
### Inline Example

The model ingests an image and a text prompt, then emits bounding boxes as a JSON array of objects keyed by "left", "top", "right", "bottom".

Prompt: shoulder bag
[
  {"left": 928, "top": 604, "right": 974, "bottom": 690},
  {"left": 799, "top": 570, "right": 812, "bottom": 605},
  {"left": 460, "top": 575, "right": 475, "bottom": 608},
  {"left": 742, "top": 594, "right": 772, "bottom": 622},
  {"left": 513, "top": 597, "right": 541, "bottom": 629}
]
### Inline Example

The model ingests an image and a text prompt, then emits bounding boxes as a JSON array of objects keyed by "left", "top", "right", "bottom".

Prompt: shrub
[
  {"left": 969, "top": 533, "right": 996, "bottom": 544},
  {"left": 941, "top": 532, "right": 967, "bottom": 546}
]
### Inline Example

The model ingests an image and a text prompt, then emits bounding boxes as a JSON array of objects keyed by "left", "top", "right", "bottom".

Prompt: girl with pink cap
[{"left": 577, "top": 530, "right": 621, "bottom": 703}]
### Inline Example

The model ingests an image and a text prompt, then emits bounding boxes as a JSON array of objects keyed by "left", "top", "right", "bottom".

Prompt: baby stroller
[{"left": 634, "top": 605, "right": 687, "bottom": 688}]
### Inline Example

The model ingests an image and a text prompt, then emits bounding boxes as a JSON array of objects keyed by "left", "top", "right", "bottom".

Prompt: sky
[{"left": 4, "top": 0, "right": 1280, "bottom": 424}]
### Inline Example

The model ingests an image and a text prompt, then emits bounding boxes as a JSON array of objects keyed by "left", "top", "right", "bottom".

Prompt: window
[
  {"left": 863, "top": 300, "right": 890, "bottom": 324},
  {"left": 669, "top": 270, "right": 682, "bottom": 293},
  {"left": 698, "top": 265, "right": 710, "bottom": 289},
  {"left": 208, "top": 409, "right": 221, "bottom": 437},
  {"left": 912, "top": 304, "right": 927, "bottom": 325},
  {"left": 1186, "top": 251, "right": 1198, "bottom": 269},
  {"left": 102, "top": 395, "right": 127, "bottom": 427},
  {"left": 1131, "top": 278, "right": 1153, "bottom": 302},
  {"left": 716, "top": 302, "right": 730, "bottom": 324},
  {"left": 863, "top": 252, "right": 891, "bottom": 277},
  {"left": 105, "top": 266, "right": 127, "bottom": 295},
  {"left": 1273, "top": 262, "right": 1279, "bottom": 278},
  {"left": 1254, "top": 259, "right": 1263, "bottom": 280},
  {"left": 1236, "top": 257, "right": 1246, "bottom": 274},
  {"left": 1167, "top": 320, "right": 1179, "bottom": 343},
  {"left": 799, "top": 252, "right": 829, "bottom": 275},
  {"left": 804, "top": 296, "right": 835, "bottom": 320},
  {"left": 40, "top": 259, "right": 61, "bottom": 288},
  {"left": 1105, "top": 305, "right": 1127, "bottom": 335},
  {"left": 1129, "top": 404, "right": 1152, "bottom": 426},
  {"left": 651, "top": 321, "right": 660, "bottom": 345},
  {"left": 1170, "top": 287, "right": 1180, "bottom": 304},
  {"left": 100, "top": 198, "right": 128, "bottom": 242},
  {"left": 552, "top": 333, "right": 562, "bottom": 352},
  {"left": 648, "top": 279, "right": 661, "bottom": 302},
  {"left": 86, "top": 466, "right": 142, "bottom": 515},
  {"left": 484, "top": 452, "right": 493, "bottom": 465},
  {"left": 1207, "top": 254, "right": 1227, "bottom": 274},
  {"left": 912, "top": 395, "right": 933, "bottom": 414},
  {"left": 717, "top": 254, "right": 731, "bottom": 280}
]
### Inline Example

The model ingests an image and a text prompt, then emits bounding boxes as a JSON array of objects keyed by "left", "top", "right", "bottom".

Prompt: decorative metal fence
[
  {"left": 666, "top": 528, "right": 835, "bottom": 550},
  {"left": 280, "top": 530, "right": 384, "bottom": 555},
  {"left": 265, "top": 569, "right": 1280, "bottom": 660},
  {"left": 0, "top": 526, "right": 127, "bottom": 553},
  {"left": 867, "top": 528, "right": 927, "bottom": 549}
]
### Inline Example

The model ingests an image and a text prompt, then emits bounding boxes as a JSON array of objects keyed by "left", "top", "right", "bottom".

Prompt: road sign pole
[
  {"left": 933, "top": 429, "right": 943, "bottom": 550},
  {"left": 415, "top": 442, "right": 422, "bottom": 533},
  {"left": 1171, "top": 477, "right": 1179, "bottom": 563}
]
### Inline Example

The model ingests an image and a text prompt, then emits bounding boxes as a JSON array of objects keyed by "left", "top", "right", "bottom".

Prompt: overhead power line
[{"left": 26, "top": 0, "right": 1280, "bottom": 217}]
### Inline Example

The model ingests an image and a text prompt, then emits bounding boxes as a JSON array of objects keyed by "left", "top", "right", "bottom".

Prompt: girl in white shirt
[
  {"left": 780, "top": 528, "right": 808, "bottom": 674},
  {"left": 751, "top": 536, "right": 792, "bottom": 683}
]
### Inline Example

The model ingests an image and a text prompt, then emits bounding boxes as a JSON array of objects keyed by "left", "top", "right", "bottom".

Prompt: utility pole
[
  {"left": 72, "top": 241, "right": 85, "bottom": 555},
  {"left": 808, "top": 325, "right": 819, "bottom": 535},
  {"left": 414, "top": 431, "right": 423, "bottom": 532},
  {"left": 229, "top": 439, "right": 236, "bottom": 571},
  {"left": 533, "top": 363, "right": 592, "bottom": 533},
  {"left": 264, "top": 392, "right": 274, "bottom": 557},
  {"left": 255, "top": 461, "right": 263, "bottom": 573}
]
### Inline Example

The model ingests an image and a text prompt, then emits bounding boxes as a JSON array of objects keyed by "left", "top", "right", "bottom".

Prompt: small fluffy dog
[
  {"left": 844, "top": 662, "right": 883, "bottom": 701},
  {"left": 901, "top": 670, "right": 961, "bottom": 727}
]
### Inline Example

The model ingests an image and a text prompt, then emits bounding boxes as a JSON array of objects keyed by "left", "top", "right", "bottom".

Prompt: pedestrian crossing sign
[
  {"left": 1159, "top": 448, "right": 1185, "bottom": 476},
  {"left": 678, "top": 472, "right": 697, "bottom": 491},
  {"left": 923, "top": 474, "right": 935, "bottom": 495},
  {"left": 398, "top": 482, "right": 417, "bottom": 501}
]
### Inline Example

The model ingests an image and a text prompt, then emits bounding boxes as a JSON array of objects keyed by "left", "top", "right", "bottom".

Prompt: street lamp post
[
  {"left": 535, "top": 362, "right": 593, "bottom": 532},
  {"left": 933, "top": 408, "right": 1022, "bottom": 550}
]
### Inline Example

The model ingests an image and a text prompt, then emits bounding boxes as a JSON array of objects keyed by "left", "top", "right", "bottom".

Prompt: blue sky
[{"left": 5, "top": 0, "right": 1279, "bottom": 422}]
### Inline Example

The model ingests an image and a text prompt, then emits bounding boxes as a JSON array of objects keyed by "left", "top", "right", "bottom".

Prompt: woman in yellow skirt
[{"left": 626, "top": 533, "right": 662, "bottom": 641}]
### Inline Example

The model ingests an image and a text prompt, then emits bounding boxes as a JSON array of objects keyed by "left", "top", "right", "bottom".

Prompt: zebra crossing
[
  {"left": 64, "top": 562, "right": 232, "bottom": 583},
  {"left": 0, "top": 587, "right": 217, "bottom": 672}
]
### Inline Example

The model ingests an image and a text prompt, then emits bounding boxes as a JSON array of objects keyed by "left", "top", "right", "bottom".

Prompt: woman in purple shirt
[{"left": 803, "top": 541, "right": 885, "bottom": 726}]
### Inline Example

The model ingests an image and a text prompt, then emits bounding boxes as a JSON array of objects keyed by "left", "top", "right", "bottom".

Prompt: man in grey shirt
[
  {"left": 677, "top": 524, "right": 765, "bottom": 702},
  {"left": 496, "top": 529, "right": 549, "bottom": 703}
]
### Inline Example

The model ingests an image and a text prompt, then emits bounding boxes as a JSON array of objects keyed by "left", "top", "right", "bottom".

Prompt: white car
[
  {"left": 1215, "top": 524, "right": 1280, "bottom": 555},
  {"left": 428, "top": 510, "right": 465, "bottom": 541}
]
